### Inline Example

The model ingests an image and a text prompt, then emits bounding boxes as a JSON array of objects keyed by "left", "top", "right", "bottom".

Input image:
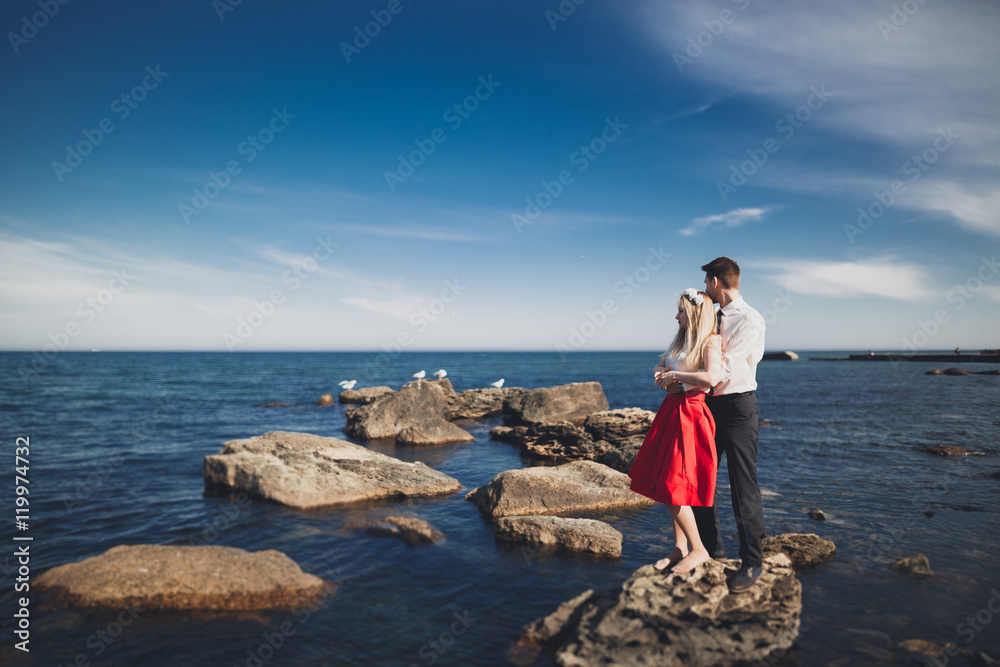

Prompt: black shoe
[
  {"left": 711, "top": 550, "right": 728, "bottom": 560},
  {"left": 727, "top": 563, "right": 763, "bottom": 593}
]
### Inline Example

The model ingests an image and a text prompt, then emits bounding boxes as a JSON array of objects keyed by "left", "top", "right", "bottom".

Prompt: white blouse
[{"left": 656, "top": 351, "right": 712, "bottom": 393}]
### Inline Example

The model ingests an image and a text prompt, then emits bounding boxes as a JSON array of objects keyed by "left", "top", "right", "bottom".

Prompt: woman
[{"left": 628, "top": 288, "right": 722, "bottom": 574}]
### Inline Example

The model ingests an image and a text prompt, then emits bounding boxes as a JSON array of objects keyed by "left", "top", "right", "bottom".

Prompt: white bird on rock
[
  {"left": 490, "top": 379, "right": 504, "bottom": 389},
  {"left": 338, "top": 380, "right": 357, "bottom": 390},
  {"left": 412, "top": 370, "right": 426, "bottom": 381},
  {"left": 433, "top": 369, "right": 447, "bottom": 379}
]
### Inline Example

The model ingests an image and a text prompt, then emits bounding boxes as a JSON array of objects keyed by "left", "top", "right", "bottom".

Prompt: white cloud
[
  {"left": 680, "top": 207, "right": 772, "bottom": 236},
  {"left": 756, "top": 257, "right": 933, "bottom": 300}
]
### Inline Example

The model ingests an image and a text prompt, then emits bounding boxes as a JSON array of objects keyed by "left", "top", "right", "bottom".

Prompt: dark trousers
[{"left": 693, "top": 392, "right": 765, "bottom": 567}]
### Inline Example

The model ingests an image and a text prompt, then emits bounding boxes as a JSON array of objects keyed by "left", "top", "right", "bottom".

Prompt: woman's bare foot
[
  {"left": 654, "top": 546, "right": 687, "bottom": 572},
  {"left": 671, "top": 548, "right": 710, "bottom": 574}
]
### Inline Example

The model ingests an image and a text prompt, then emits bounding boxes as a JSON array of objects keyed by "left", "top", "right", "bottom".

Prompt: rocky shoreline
[{"left": 32, "top": 379, "right": 852, "bottom": 665}]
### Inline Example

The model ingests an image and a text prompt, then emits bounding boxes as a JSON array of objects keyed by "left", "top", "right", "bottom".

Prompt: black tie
[{"left": 716, "top": 310, "right": 723, "bottom": 333}]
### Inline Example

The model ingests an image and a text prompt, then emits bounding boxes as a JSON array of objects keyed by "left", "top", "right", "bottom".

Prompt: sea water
[{"left": 1, "top": 351, "right": 998, "bottom": 665}]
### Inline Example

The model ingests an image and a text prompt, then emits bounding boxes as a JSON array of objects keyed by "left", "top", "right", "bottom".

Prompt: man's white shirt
[{"left": 715, "top": 295, "right": 765, "bottom": 395}]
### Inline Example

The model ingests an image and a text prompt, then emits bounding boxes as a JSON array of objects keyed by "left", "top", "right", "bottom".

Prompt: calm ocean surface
[{"left": 1, "top": 350, "right": 998, "bottom": 666}]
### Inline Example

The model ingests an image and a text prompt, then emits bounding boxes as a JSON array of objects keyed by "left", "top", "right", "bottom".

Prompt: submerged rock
[
  {"left": 890, "top": 553, "right": 934, "bottom": 579},
  {"left": 34, "top": 545, "right": 327, "bottom": 611},
  {"left": 512, "top": 553, "right": 801, "bottom": 667},
  {"left": 203, "top": 431, "right": 462, "bottom": 509},
  {"left": 807, "top": 509, "right": 827, "bottom": 520},
  {"left": 396, "top": 419, "right": 475, "bottom": 446},
  {"left": 763, "top": 533, "right": 836, "bottom": 567},
  {"left": 495, "top": 516, "right": 622, "bottom": 558},
  {"left": 465, "top": 460, "right": 654, "bottom": 521},
  {"left": 921, "top": 444, "right": 972, "bottom": 456},
  {"left": 944, "top": 367, "right": 970, "bottom": 375},
  {"left": 503, "top": 382, "right": 609, "bottom": 425},
  {"left": 339, "top": 386, "right": 394, "bottom": 405},
  {"left": 315, "top": 393, "right": 335, "bottom": 406},
  {"left": 925, "top": 369, "right": 945, "bottom": 375},
  {"left": 347, "top": 516, "right": 444, "bottom": 546},
  {"left": 344, "top": 380, "right": 451, "bottom": 440}
]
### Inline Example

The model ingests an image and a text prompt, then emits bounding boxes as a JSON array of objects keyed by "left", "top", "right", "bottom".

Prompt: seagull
[
  {"left": 433, "top": 369, "right": 447, "bottom": 379},
  {"left": 338, "top": 380, "right": 357, "bottom": 390},
  {"left": 490, "top": 379, "right": 504, "bottom": 389},
  {"left": 412, "top": 370, "right": 426, "bottom": 381}
]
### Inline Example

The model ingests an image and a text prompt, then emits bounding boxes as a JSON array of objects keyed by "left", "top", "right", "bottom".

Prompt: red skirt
[{"left": 628, "top": 390, "right": 717, "bottom": 507}]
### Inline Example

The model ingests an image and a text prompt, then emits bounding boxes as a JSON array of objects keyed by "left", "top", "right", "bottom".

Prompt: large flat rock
[
  {"left": 34, "top": 545, "right": 327, "bottom": 611},
  {"left": 203, "top": 431, "right": 461, "bottom": 509},
  {"left": 339, "top": 386, "right": 394, "bottom": 404},
  {"left": 465, "top": 460, "right": 654, "bottom": 520},
  {"left": 495, "top": 516, "right": 623, "bottom": 558},
  {"left": 512, "top": 553, "right": 801, "bottom": 666},
  {"left": 344, "top": 380, "right": 451, "bottom": 440},
  {"left": 503, "top": 382, "right": 609, "bottom": 425}
]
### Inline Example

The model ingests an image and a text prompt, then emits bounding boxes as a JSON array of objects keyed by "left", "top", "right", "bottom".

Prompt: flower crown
[{"left": 682, "top": 288, "right": 704, "bottom": 306}]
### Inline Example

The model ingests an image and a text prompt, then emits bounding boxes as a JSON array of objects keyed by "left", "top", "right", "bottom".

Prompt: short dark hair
[{"left": 701, "top": 257, "right": 740, "bottom": 289}]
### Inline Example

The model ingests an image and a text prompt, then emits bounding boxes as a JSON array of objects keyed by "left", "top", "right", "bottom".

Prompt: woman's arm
[{"left": 659, "top": 336, "right": 722, "bottom": 388}]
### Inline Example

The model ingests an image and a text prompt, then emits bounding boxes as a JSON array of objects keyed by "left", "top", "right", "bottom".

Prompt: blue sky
[{"left": 1, "top": 0, "right": 998, "bottom": 352}]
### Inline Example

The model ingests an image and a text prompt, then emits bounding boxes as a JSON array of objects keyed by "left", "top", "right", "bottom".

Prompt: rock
[
  {"left": 925, "top": 369, "right": 945, "bottom": 375},
  {"left": 890, "top": 553, "right": 934, "bottom": 579},
  {"left": 495, "top": 516, "right": 623, "bottom": 558},
  {"left": 762, "top": 351, "right": 799, "bottom": 360},
  {"left": 503, "top": 382, "right": 609, "bottom": 425},
  {"left": 446, "top": 387, "right": 528, "bottom": 420},
  {"left": 491, "top": 421, "right": 611, "bottom": 463},
  {"left": 339, "top": 386, "right": 394, "bottom": 405},
  {"left": 974, "top": 369, "right": 1000, "bottom": 375},
  {"left": 990, "top": 471, "right": 1000, "bottom": 481},
  {"left": 944, "top": 367, "right": 970, "bottom": 375},
  {"left": 465, "top": 460, "right": 655, "bottom": 521},
  {"left": 921, "top": 444, "right": 972, "bottom": 456},
  {"left": 396, "top": 419, "right": 475, "bottom": 446},
  {"left": 259, "top": 402, "right": 295, "bottom": 408},
  {"left": 34, "top": 545, "right": 327, "bottom": 611},
  {"left": 315, "top": 393, "right": 335, "bottom": 406},
  {"left": 598, "top": 441, "right": 643, "bottom": 473},
  {"left": 346, "top": 515, "right": 443, "bottom": 546},
  {"left": 513, "top": 553, "right": 801, "bottom": 667},
  {"left": 203, "top": 431, "right": 462, "bottom": 509},
  {"left": 490, "top": 408, "right": 653, "bottom": 465},
  {"left": 763, "top": 533, "right": 836, "bottom": 567},
  {"left": 583, "top": 407, "right": 654, "bottom": 442},
  {"left": 344, "top": 380, "right": 450, "bottom": 440},
  {"left": 807, "top": 509, "right": 827, "bottom": 520},
  {"left": 898, "top": 639, "right": 952, "bottom": 656}
]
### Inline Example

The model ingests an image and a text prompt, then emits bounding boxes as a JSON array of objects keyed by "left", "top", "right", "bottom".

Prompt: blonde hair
[{"left": 663, "top": 290, "right": 718, "bottom": 371}]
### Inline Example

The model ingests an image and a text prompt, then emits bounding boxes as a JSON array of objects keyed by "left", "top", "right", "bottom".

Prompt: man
[{"left": 693, "top": 256, "right": 766, "bottom": 592}]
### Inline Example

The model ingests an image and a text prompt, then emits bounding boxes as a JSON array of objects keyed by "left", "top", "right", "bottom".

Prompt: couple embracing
[{"left": 628, "top": 257, "right": 767, "bottom": 593}]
